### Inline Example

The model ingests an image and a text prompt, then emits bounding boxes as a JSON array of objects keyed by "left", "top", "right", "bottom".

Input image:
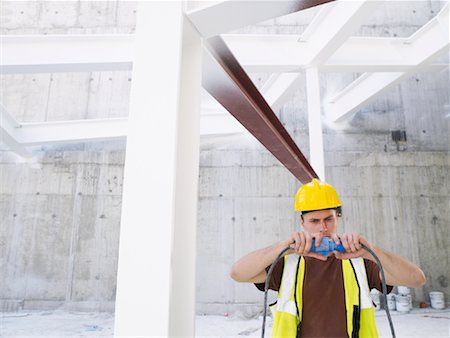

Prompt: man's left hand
[{"left": 331, "top": 232, "right": 373, "bottom": 260}]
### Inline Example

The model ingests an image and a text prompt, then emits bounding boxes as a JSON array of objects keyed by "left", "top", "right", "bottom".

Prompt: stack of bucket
[
  {"left": 371, "top": 287, "right": 446, "bottom": 312},
  {"left": 395, "top": 286, "right": 412, "bottom": 312}
]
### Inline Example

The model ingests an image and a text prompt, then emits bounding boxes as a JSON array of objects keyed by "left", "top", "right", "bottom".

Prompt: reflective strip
[
  {"left": 275, "top": 254, "right": 300, "bottom": 316},
  {"left": 350, "top": 258, "right": 373, "bottom": 309},
  {"left": 274, "top": 299, "right": 298, "bottom": 316}
]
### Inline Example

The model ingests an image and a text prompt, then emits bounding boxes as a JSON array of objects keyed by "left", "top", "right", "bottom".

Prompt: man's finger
[
  {"left": 349, "top": 233, "right": 357, "bottom": 252},
  {"left": 353, "top": 233, "right": 361, "bottom": 250},
  {"left": 341, "top": 235, "right": 350, "bottom": 252},
  {"left": 314, "top": 232, "right": 323, "bottom": 247},
  {"left": 332, "top": 233, "right": 340, "bottom": 245},
  {"left": 298, "top": 232, "right": 306, "bottom": 254}
]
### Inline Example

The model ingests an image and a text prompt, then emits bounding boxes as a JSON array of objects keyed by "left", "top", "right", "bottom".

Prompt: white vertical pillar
[
  {"left": 306, "top": 67, "right": 325, "bottom": 181},
  {"left": 114, "top": 2, "right": 201, "bottom": 337},
  {"left": 168, "top": 17, "right": 202, "bottom": 337}
]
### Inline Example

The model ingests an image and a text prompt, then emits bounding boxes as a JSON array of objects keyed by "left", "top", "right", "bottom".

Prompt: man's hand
[
  {"left": 285, "top": 231, "right": 328, "bottom": 261},
  {"left": 331, "top": 232, "right": 373, "bottom": 260}
]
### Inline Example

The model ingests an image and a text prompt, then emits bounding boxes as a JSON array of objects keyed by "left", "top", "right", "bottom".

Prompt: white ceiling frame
[
  {"left": 326, "top": 4, "right": 449, "bottom": 123},
  {"left": 0, "top": 34, "right": 133, "bottom": 74},
  {"left": 261, "top": 73, "right": 303, "bottom": 112},
  {"left": 12, "top": 118, "right": 128, "bottom": 146},
  {"left": 186, "top": 0, "right": 331, "bottom": 39},
  {"left": 259, "top": 0, "right": 381, "bottom": 114},
  {"left": 222, "top": 35, "right": 450, "bottom": 72},
  {"left": 0, "top": 104, "right": 32, "bottom": 157},
  {"left": 2, "top": 33, "right": 448, "bottom": 75},
  {"left": 0, "top": 113, "right": 247, "bottom": 151},
  {"left": 299, "top": 0, "right": 381, "bottom": 65}
]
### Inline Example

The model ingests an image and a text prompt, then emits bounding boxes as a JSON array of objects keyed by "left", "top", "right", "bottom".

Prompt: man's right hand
[{"left": 282, "top": 231, "right": 328, "bottom": 261}]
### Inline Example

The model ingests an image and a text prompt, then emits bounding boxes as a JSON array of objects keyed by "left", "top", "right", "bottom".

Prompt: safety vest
[{"left": 270, "top": 255, "right": 378, "bottom": 338}]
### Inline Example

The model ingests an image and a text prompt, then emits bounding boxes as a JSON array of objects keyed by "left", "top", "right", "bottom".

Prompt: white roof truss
[
  {"left": 0, "top": 1, "right": 449, "bottom": 155},
  {"left": 326, "top": 3, "right": 449, "bottom": 122}
]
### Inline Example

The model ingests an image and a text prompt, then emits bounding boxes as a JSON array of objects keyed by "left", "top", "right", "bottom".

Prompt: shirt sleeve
[
  {"left": 364, "top": 259, "right": 394, "bottom": 294},
  {"left": 254, "top": 258, "right": 284, "bottom": 292}
]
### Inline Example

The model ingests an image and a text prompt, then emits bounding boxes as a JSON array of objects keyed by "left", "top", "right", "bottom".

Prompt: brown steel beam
[{"left": 202, "top": 35, "right": 318, "bottom": 183}]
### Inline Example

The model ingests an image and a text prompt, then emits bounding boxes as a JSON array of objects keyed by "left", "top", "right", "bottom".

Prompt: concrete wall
[
  {"left": 0, "top": 1, "right": 134, "bottom": 312},
  {"left": 1, "top": 1, "right": 449, "bottom": 315}
]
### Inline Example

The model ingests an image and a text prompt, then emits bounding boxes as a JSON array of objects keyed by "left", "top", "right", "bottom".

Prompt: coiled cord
[{"left": 261, "top": 244, "right": 396, "bottom": 338}]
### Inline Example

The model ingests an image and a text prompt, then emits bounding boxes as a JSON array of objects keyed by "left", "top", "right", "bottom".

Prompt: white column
[
  {"left": 114, "top": 2, "right": 201, "bottom": 337},
  {"left": 168, "top": 17, "right": 202, "bottom": 337},
  {"left": 306, "top": 67, "right": 325, "bottom": 180}
]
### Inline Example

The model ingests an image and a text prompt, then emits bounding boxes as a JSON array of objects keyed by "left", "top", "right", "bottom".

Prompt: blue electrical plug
[{"left": 309, "top": 237, "right": 346, "bottom": 257}]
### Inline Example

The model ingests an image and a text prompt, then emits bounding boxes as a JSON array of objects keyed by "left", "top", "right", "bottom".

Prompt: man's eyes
[{"left": 309, "top": 218, "right": 333, "bottom": 223}]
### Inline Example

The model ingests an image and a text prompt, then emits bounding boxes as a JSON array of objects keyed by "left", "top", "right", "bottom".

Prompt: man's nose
[{"left": 320, "top": 220, "right": 327, "bottom": 231}]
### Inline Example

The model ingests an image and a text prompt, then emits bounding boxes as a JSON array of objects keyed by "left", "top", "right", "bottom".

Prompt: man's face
[{"left": 301, "top": 209, "right": 338, "bottom": 237}]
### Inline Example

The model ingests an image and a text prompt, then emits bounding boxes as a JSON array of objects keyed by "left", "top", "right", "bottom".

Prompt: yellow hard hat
[{"left": 294, "top": 178, "right": 341, "bottom": 212}]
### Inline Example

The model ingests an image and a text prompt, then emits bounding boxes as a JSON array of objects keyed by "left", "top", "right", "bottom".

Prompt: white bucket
[
  {"left": 407, "top": 294, "right": 413, "bottom": 310},
  {"left": 397, "top": 286, "right": 410, "bottom": 295},
  {"left": 386, "top": 294, "right": 396, "bottom": 311},
  {"left": 429, "top": 291, "right": 445, "bottom": 309},
  {"left": 396, "top": 294, "right": 410, "bottom": 313},
  {"left": 370, "top": 290, "right": 381, "bottom": 311}
]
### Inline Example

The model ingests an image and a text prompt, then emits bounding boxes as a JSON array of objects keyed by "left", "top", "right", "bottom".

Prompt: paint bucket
[
  {"left": 397, "top": 286, "right": 410, "bottom": 295},
  {"left": 395, "top": 294, "right": 410, "bottom": 313},
  {"left": 370, "top": 290, "right": 381, "bottom": 310},
  {"left": 386, "top": 293, "right": 396, "bottom": 311},
  {"left": 407, "top": 294, "right": 413, "bottom": 310},
  {"left": 429, "top": 291, "right": 445, "bottom": 309}
]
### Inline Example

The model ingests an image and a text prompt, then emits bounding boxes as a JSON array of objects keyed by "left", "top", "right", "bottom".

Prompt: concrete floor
[{"left": 0, "top": 308, "right": 448, "bottom": 337}]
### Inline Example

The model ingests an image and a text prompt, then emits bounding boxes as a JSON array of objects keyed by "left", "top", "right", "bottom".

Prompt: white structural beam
[
  {"left": 327, "top": 4, "right": 449, "bottom": 122},
  {"left": 168, "top": 18, "right": 202, "bottom": 336},
  {"left": 261, "top": 73, "right": 303, "bottom": 112},
  {"left": 257, "top": 0, "right": 379, "bottom": 112},
  {"left": 299, "top": 0, "right": 381, "bottom": 65},
  {"left": 306, "top": 68, "right": 325, "bottom": 180},
  {"left": 0, "top": 34, "right": 133, "bottom": 74},
  {"left": 186, "top": 0, "right": 331, "bottom": 39},
  {"left": 114, "top": 2, "right": 200, "bottom": 337},
  {"left": 2, "top": 32, "right": 447, "bottom": 75},
  {"left": 0, "top": 112, "right": 247, "bottom": 154},
  {"left": 15, "top": 118, "right": 127, "bottom": 146},
  {"left": 223, "top": 34, "right": 450, "bottom": 72},
  {"left": 0, "top": 104, "right": 31, "bottom": 157}
]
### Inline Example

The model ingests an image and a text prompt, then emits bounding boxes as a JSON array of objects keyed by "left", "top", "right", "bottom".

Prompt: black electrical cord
[
  {"left": 262, "top": 245, "right": 292, "bottom": 338},
  {"left": 361, "top": 243, "right": 396, "bottom": 338},
  {"left": 261, "top": 244, "right": 396, "bottom": 338}
]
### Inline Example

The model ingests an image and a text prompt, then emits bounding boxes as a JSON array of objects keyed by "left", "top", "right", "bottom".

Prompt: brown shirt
[{"left": 255, "top": 256, "right": 393, "bottom": 338}]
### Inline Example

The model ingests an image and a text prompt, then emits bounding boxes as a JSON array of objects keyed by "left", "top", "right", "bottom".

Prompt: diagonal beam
[
  {"left": 203, "top": 36, "right": 317, "bottom": 183},
  {"left": 326, "top": 4, "right": 449, "bottom": 122},
  {"left": 261, "top": 73, "right": 303, "bottom": 112},
  {"left": 186, "top": 0, "right": 334, "bottom": 39},
  {"left": 299, "top": 0, "right": 381, "bottom": 65},
  {"left": 0, "top": 104, "right": 32, "bottom": 157}
]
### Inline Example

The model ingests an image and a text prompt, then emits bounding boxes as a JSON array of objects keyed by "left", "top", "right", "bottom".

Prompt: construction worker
[{"left": 230, "top": 178, "right": 426, "bottom": 338}]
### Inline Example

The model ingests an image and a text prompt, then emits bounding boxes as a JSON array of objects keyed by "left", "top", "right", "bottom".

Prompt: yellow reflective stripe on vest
[
  {"left": 343, "top": 258, "right": 378, "bottom": 338},
  {"left": 295, "top": 257, "right": 305, "bottom": 322},
  {"left": 343, "top": 259, "right": 360, "bottom": 337},
  {"left": 272, "top": 256, "right": 378, "bottom": 338}
]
